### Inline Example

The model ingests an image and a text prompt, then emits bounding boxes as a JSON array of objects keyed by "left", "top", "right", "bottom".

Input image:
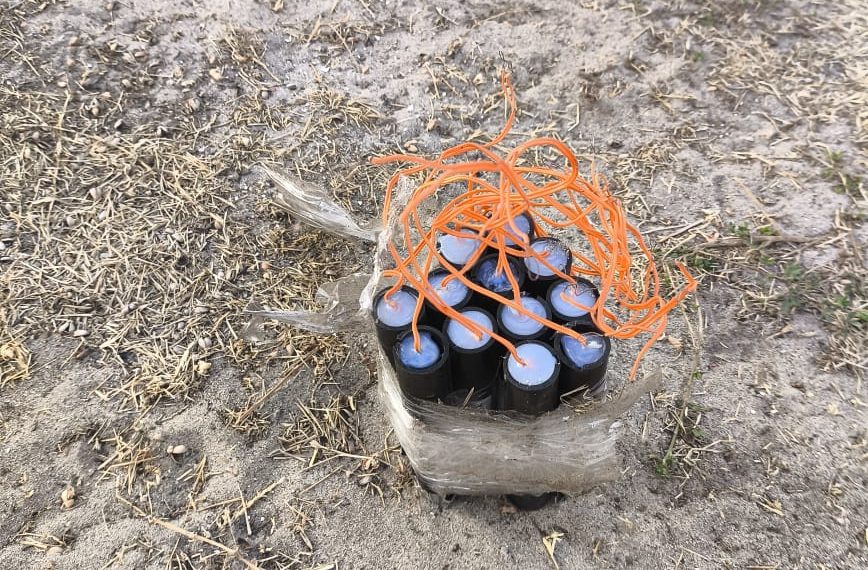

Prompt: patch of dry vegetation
[
  {"left": 0, "top": 29, "right": 372, "bottom": 410},
  {"left": 0, "top": 14, "right": 381, "bottom": 566},
  {"left": 628, "top": 0, "right": 868, "bottom": 380},
  {"left": 703, "top": 1, "right": 868, "bottom": 143}
]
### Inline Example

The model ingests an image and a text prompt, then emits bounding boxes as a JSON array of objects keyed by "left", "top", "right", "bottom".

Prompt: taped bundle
[
  {"left": 248, "top": 172, "right": 667, "bottom": 496},
  {"left": 249, "top": 72, "right": 694, "bottom": 496}
]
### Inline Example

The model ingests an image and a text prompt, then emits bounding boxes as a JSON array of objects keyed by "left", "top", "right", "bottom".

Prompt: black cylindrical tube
[
  {"left": 507, "top": 494, "right": 555, "bottom": 510},
  {"left": 523, "top": 237, "right": 573, "bottom": 298},
  {"left": 424, "top": 268, "right": 473, "bottom": 330},
  {"left": 470, "top": 254, "right": 527, "bottom": 316},
  {"left": 372, "top": 286, "right": 426, "bottom": 367},
  {"left": 484, "top": 210, "right": 536, "bottom": 256},
  {"left": 496, "top": 295, "right": 552, "bottom": 344},
  {"left": 546, "top": 277, "right": 599, "bottom": 326},
  {"left": 499, "top": 340, "right": 561, "bottom": 511},
  {"left": 443, "top": 307, "right": 502, "bottom": 396},
  {"left": 437, "top": 228, "right": 483, "bottom": 271},
  {"left": 499, "top": 340, "right": 560, "bottom": 415},
  {"left": 393, "top": 326, "right": 452, "bottom": 402},
  {"left": 552, "top": 323, "right": 611, "bottom": 397}
]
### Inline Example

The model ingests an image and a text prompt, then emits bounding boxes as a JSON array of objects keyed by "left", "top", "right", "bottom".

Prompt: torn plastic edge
[{"left": 264, "top": 166, "right": 378, "bottom": 243}]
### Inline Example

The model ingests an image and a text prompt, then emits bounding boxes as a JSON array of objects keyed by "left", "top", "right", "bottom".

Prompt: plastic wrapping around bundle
[
  {"left": 250, "top": 168, "right": 664, "bottom": 497},
  {"left": 379, "top": 347, "right": 660, "bottom": 495}
]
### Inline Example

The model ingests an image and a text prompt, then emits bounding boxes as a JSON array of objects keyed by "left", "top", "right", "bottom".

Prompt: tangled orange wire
[{"left": 371, "top": 71, "right": 696, "bottom": 379}]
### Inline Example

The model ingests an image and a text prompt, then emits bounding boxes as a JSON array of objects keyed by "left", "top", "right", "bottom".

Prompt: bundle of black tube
[{"left": 374, "top": 226, "right": 613, "bottom": 508}]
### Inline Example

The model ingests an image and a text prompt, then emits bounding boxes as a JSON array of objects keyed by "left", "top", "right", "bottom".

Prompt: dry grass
[
  {"left": 0, "top": 33, "right": 370, "bottom": 412},
  {"left": 178, "top": 454, "right": 209, "bottom": 511},
  {"left": 224, "top": 362, "right": 308, "bottom": 435},
  {"left": 704, "top": 1, "right": 868, "bottom": 144},
  {"left": 611, "top": 0, "right": 868, "bottom": 380},
  {"left": 98, "top": 432, "right": 158, "bottom": 498},
  {"left": 656, "top": 214, "right": 866, "bottom": 378},
  {"left": 649, "top": 308, "right": 727, "bottom": 495},
  {"left": 2, "top": 84, "right": 253, "bottom": 407},
  {"left": 276, "top": 395, "right": 366, "bottom": 467},
  {"left": 0, "top": 334, "right": 30, "bottom": 388},
  {"left": 275, "top": 393, "right": 408, "bottom": 498},
  {"left": 17, "top": 528, "right": 70, "bottom": 552},
  {"left": 289, "top": 16, "right": 386, "bottom": 56},
  {"left": 0, "top": 16, "right": 384, "bottom": 563}
]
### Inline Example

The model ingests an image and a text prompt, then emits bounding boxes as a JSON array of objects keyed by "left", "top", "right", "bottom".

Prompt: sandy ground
[{"left": 1, "top": 0, "right": 866, "bottom": 568}]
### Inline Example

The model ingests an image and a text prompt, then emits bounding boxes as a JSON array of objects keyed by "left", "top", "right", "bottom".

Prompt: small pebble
[
  {"left": 46, "top": 546, "right": 64, "bottom": 557},
  {"left": 60, "top": 486, "right": 76, "bottom": 509},
  {"left": 197, "top": 337, "right": 212, "bottom": 350},
  {"left": 167, "top": 444, "right": 187, "bottom": 455},
  {"left": 72, "top": 329, "right": 89, "bottom": 337}
]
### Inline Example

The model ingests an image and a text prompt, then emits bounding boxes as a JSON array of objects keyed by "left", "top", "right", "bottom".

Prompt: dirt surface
[{"left": 1, "top": 0, "right": 866, "bottom": 568}]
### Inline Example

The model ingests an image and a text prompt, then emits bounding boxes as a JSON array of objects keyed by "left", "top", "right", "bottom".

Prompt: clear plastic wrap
[{"left": 249, "top": 169, "right": 661, "bottom": 496}]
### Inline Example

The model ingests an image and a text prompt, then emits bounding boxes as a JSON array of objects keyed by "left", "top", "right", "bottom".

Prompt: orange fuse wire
[{"left": 371, "top": 71, "right": 697, "bottom": 379}]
